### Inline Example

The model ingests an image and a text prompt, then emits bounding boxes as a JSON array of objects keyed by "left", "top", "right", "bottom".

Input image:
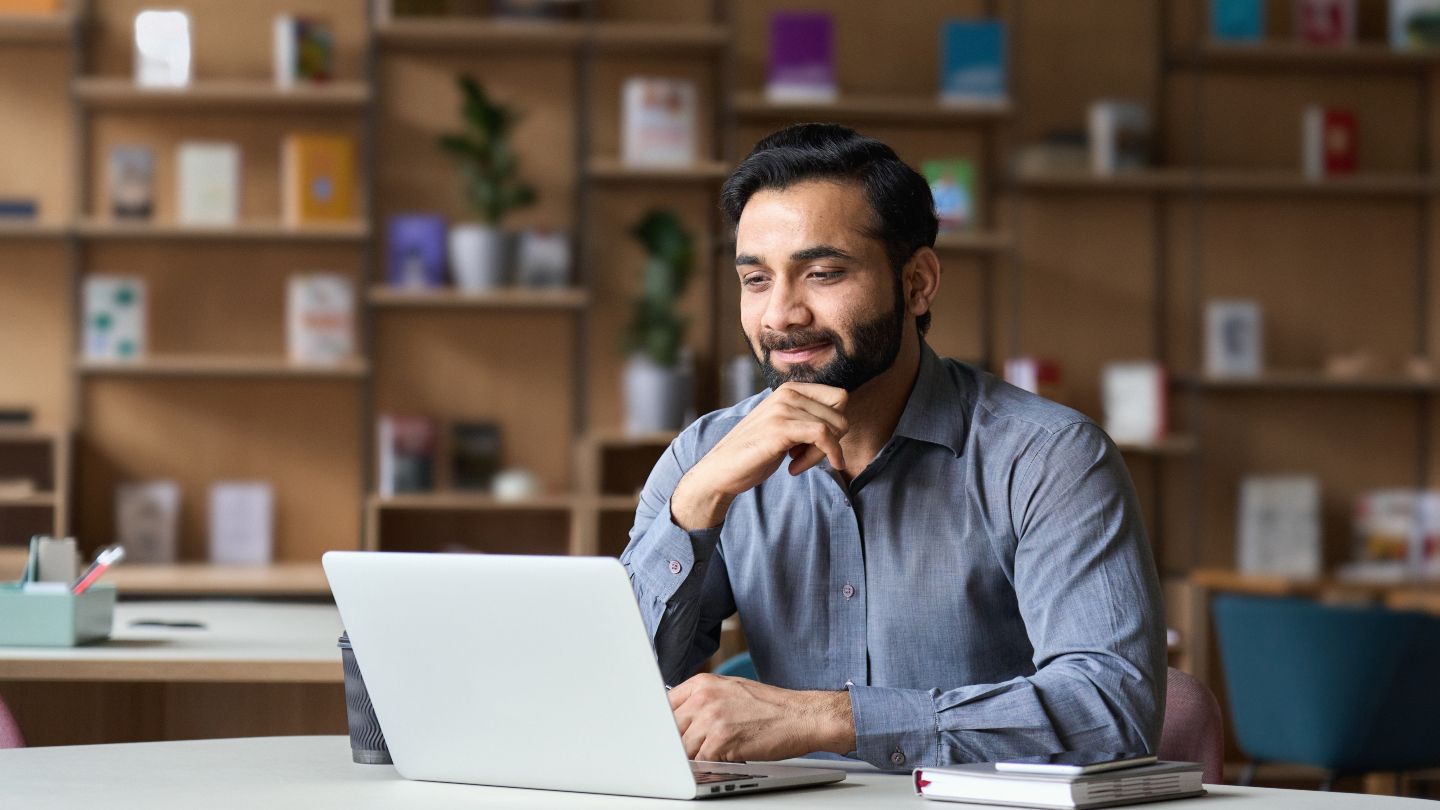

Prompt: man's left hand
[{"left": 667, "top": 673, "right": 855, "bottom": 762}]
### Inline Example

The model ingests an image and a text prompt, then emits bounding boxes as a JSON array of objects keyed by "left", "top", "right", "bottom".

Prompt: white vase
[
  {"left": 448, "top": 224, "right": 509, "bottom": 291},
  {"left": 623, "top": 353, "right": 689, "bottom": 435}
]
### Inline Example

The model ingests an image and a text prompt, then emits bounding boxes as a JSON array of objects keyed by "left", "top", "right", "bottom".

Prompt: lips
[{"left": 770, "top": 342, "right": 832, "bottom": 364}]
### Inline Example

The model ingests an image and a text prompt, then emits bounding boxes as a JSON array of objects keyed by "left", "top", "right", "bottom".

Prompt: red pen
[{"left": 71, "top": 545, "right": 125, "bottom": 595}]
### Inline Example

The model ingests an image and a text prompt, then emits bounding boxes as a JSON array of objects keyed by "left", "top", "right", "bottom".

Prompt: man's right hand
[{"left": 669, "top": 382, "right": 849, "bottom": 531}]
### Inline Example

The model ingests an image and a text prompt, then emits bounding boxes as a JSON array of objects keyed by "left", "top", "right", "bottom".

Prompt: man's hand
[
  {"left": 670, "top": 382, "right": 849, "bottom": 530},
  {"left": 667, "top": 673, "right": 855, "bottom": 763}
]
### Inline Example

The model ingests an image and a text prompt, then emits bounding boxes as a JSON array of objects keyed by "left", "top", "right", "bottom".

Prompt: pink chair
[
  {"left": 0, "top": 693, "right": 24, "bottom": 749},
  {"left": 1159, "top": 667, "right": 1224, "bottom": 783}
]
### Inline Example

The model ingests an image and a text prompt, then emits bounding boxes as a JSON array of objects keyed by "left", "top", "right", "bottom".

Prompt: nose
[{"left": 760, "top": 275, "right": 812, "bottom": 334}]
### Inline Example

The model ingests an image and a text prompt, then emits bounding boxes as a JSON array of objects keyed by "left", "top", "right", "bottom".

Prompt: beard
[{"left": 746, "top": 281, "right": 906, "bottom": 393}]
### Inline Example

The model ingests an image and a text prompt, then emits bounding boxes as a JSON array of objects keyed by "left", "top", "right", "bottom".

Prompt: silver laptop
[{"left": 323, "top": 551, "right": 847, "bottom": 800}]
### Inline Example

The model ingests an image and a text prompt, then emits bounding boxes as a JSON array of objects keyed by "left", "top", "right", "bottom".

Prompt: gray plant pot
[
  {"left": 623, "top": 353, "right": 690, "bottom": 435},
  {"left": 448, "top": 223, "right": 509, "bottom": 291}
]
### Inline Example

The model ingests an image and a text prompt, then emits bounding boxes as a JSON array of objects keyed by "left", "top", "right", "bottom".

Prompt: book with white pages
[{"left": 913, "top": 760, "right": 1205, "bottom": 809}]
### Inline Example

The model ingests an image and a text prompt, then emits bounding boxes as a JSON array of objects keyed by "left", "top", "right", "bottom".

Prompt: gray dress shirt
[{"left": 620, "top": 344, "right": 1166, "bottom": 771}]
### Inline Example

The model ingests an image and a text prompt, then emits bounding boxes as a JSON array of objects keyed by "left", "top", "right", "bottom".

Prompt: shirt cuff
[
  {"left": 630, "top": 498, "right": 724, "bottom": 604},
  {"left": 848, "top": 685, "right": 940, "bottom": 771}
]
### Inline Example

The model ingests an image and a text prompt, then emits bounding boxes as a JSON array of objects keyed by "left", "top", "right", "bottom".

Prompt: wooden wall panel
[
  {"left": 77, "top": 379, "right": 363, "bottom": 559},
  {"left": 372, "top": 310, "right": 578, "bottom": 493},
  {"left": 376, "top": 510, "right": 571, "bottom": 555},
  {"left": 596, "top": 1, "right": 710, "bottom": 24},
  {"left": 0, "top": 243, "right": 71, "bottom": 429},
  {"left": 0, "top": 47, "right": 72, "bottom": 223}
]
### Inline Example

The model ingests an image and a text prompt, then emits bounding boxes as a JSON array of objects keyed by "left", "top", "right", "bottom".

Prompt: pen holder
[
  {"left": 338, "top": 631, "right": 392, "bottom": 764},
  {"left": 0, "top": 582, "right": 116, "bottom": 647}
]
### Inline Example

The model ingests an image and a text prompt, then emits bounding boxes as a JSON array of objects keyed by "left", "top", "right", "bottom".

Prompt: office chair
[
  {"left": 0, "top": 693, "right": 24, "bottom": 749},
  {"left": 1213, "top": 593, "right": 1440, "bottom": 790},
  {"left": 713, "top": 651, "right": 756, "bottom": 679},
  {"left": 1159, "top": 667, "right": 1224, "bottom": 783}
]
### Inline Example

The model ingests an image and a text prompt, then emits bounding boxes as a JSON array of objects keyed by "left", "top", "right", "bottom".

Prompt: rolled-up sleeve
[
  {"left": 619, "top": 430, "right": 736, "bottom": 686},
  {"left": 848, "top": 421, "right": 1166, "bottom": 770}
]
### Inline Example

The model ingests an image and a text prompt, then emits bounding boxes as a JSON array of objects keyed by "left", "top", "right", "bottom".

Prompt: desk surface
[
  {"left": 0, "top": 601, "right": 342, "bottom": 683},
  {"left": 0, "top": 736, "right": 1432, "bottom": 809}
]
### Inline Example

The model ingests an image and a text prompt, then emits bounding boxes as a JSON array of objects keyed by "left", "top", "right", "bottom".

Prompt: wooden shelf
[
  {"left": 370, "top": 492, "right": 577, "bottom": 512},
  {"left": 1182, "top": 41, "right": 1438, "bottom": 73},
  {"left": 106, "top": 562, "right": 331, "bottom": 597},
  {"left": 732, "top": 91, "right": 1011, "bottom": 124},
  {"left": 1013, "top": 168, "right": 1197, "bottom": 193},
  {"left": 0, "top": 427, "right": 61, "bottom": 443},
  {"left": 374, "top": 17, "right": 584, "bottom": 51},
  {"left": 1015, "top": 168, "right": 1436, "bottom": 197},
  {"left": 0, "top": 492, "right": 55, "bottom": 508},
  {"left": 369, "top": 286, "right": 588, "bottom": 311},
  {"left": 76, "top": 219, "right": 370, "bottom": 243},
  {"left": 591, "top": 22, "right": 729, "bottom": 54},
  {"left": 584, "top": 430, "right": 679, "bottom": 449},
  {"left": 0, "top": 12, "right": 74, "bottom": 44},
  {"left": 1115, "top": 435, "right": 1197, "bottom": 456},
  {"left": 586, "top": 158, "right": 731, "bottom": 183},
  {"left": 0, "top": 220, "right": 68, "bottom": 239},
  {"left": 595, "top": 494, "right": 640, "bottom": 511},
  {"left": 1181, "top": 371, "right": 1440, "bottom": 392},
  {"left": 72, "top": 78, "right": 371, "bottom": 110},
  {"left": 934, "top": 231, "right": 1012, "bottom": 255},
  {"left": 77, "top": 355, "right": 370, "bottom": 379}
]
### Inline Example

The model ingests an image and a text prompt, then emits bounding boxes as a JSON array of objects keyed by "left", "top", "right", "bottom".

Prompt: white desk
[
  {"left": 0, "top": 736, "right": 1433, "bottom": 809},
  {"left": 0, "top": 603, "right": 344, "bottom": 746}
]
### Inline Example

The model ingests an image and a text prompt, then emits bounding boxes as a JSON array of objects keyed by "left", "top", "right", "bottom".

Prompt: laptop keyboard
[{"left": 692, "top": 769, "right": 770, "bottom": 784}]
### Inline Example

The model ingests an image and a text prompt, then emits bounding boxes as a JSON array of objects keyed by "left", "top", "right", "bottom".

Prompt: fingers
[
  {"left": 781, "top": 420, "right": 845, "bottom": 473},
  {"left": 772, "top": 386, "right": 849, "bottom": 436},
  {"left": 778, "top": 382, "right": 849, "bottom": 412}
]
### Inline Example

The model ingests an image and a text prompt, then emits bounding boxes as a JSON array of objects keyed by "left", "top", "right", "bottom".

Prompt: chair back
[
  {"left": 0, "top": 694, "right": 23, "bottom": 749},
  {"left": 1159, "top": 667, "right": 1224, "bottom": 783},
  {"left": 713, "top": 651, "right": 756, "bottom": 679},
  {"left": 1213, "top": 593, "right": 1440, "bottom": 774}
]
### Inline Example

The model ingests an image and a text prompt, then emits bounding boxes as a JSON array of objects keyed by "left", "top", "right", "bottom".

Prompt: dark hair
[{"left": 720, "top": 123, "right": 938, "bottom": 336}]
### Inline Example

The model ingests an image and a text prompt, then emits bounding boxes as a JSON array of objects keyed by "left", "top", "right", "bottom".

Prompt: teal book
[
  {"left": 1211, "top": 0, "right": 1264, "bottom": 41},
  {"left": 939, "top": 19, "right": 1006, "bottom": 102}
]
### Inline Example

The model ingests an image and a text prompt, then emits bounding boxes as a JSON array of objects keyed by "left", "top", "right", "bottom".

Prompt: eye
[
  {"left": 807, "top": 269, "right": 845, "bottom": 282},
  {"left": 741, "top": 274, "right": 770, "bottom": 289}
]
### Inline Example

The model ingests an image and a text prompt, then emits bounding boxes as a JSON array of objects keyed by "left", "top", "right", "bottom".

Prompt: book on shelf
[
  {"left": 273, "top": 14, "right": 334, "bottom": 89},
  {"left": 377, "top": 415, "right": 437, "bottom": 497},
  {"left": 115, "top": 480, "right": 179, "bottom": 564},
  {"left": 209, "top": 481, "right": 273, "bottom": 565},
  {"left": 923, "top": 159, "right": 978, "bottom": 233},
  {"left": 387, "top": 213, "right": 448, "bottom": 289},
  {"left": 177, "top": 141, "right": 241, "bottom": 226},
  {"left": 1102, "top": 361, "right": 1168, "bottom": 446},
  {"left": 1205, "top": 299, "right": 1264, "bottom": 378},
  {"left": 282, "top": 133, "right": 356, "bottom": 226},
  {"left": 0, "top": 0, "right": 63, "bottom": 13},
  {"left": 621, "top": 77, "right": 697, "bottom": 168},
  {"left": 938, "top": 19, "right": 1007, "bottom": 104},
  {"left": 514, "top": 228, "right": 571, "bottom": 288},
  {"left": 286, "top": 273, "right": 355, "bottom": 365},
  {"left": 133, "top": 9, "right": 191, "bottom": 88},
  {"left": 914, "top": 761, "right": 1205, "bottom": 808},
  {"left": 107, "top": 145, "right": 154, "bottom": 221},
  {"left": 767, "top": 11, "right": 836, "bottom": 103},
  {"left": 83, "top": 275, "right": 146, "bottom": 361},
  {"left": 0, "top": 198, "right": 38, "bottom": 220},
  {"left": 452, "top": 422, "right": 501, "bottom": 491},
  {"left": 1390, "top": 0, "right": 1440, "bottom": 50},
  {"left": 1238, "top": 475, "right": 1322, "bottom": 578},
  {"left": 1296, "top": 0, "right": 1356, "bottom": 45},
  {"left": 1004, "top": 357, "right": 1063, "bottom": 403},
  {"left": 1210, "top": 0, "right": 1265, "bottom": 42},
  {"left": 1088, "top": 100, "right": 1151, "bottom": 176},
  {"left": 1353, "top": 489, "right": 1440, "bottom": 574},
  {"left": 1301, "top": 105, "right": 1357, "bottom": 179}
]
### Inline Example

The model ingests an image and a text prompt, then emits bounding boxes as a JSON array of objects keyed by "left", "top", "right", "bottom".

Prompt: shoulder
[
  {"left": 668, "top": 389, "right": 772, "bottom": 463},
  {"left": 958, "top": 360, "right": 1110, "bottom": 465}
]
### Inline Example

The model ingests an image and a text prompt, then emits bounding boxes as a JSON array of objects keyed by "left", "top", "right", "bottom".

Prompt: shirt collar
[{"left": 891, "top": 342, "right": 969, "bottom": 457}]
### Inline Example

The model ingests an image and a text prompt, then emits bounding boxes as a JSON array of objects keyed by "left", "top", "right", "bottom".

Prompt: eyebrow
[{"left": 734, "top": 244, "right": 856, "bottom": 268}]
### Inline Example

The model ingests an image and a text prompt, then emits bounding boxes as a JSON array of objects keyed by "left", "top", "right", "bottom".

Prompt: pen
[{"left": 71, "top": 545, "right": 125, "bottom": 595}]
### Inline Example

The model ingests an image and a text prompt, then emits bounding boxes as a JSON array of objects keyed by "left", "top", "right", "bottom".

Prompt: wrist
[
  {"left": 809, "top": 691, "right": 856, "bottom": 755},
  {"left": 670, "top": 466, "right": 734, "bottom": 532}
]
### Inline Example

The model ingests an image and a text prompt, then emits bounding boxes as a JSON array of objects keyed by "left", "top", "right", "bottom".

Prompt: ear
[{"left": 904, "top": 247, "right": 941, "bottom": 320}]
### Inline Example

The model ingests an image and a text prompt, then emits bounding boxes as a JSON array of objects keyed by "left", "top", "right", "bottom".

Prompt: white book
[
  {"left": 177, "top": 141, "right": 241, "bottom": 226},
  {"left": 1102, "top": 361, "right": 1167, "bottom": 446},
  {"left": 1205, "top": 299, "right": 1264, "bottom": 378},
  {"left": 915, "top": 761, "right": 1205, "bottom": 808},
  {"left": 286, "top": 273, "right": 354, "bottom": 365},
  {"left": 133, "top": 9, "right": 191, "bottom": 88},
  {"left": 116, "top": 480, "right": 180, "bottom": 564},
  {"left": 622, "top": 77, "right": 697, "bottom": 167},
  {"left": 1088, "top": 100, "right": 1150, "bottom": 176},
  {"left": 209, "top": 481, "right": 274, "bottom": 566},
  {"left": 83, "top": 275, "right": 147, "bottom": 361},
  {"left": 1390, "top": 0, "right": 1440, "bottom": 49},
  {"left": 273, "top": 14, "right": 298, "bottom": 90},
  {"left": 1237, "top": 475, "right": 1322, "bottom": 578}
]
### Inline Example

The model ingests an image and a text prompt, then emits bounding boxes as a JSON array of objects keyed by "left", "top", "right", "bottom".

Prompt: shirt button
[
  {"left": 890, "top": 750, "right": 906, "bottom": 767},
  {"left": 842, "top": 583, "right": 855, "bottom": 599},
  {"left": 667, "top": 560, "right": 682, "bottom": 575},
  {"left": 844, "top": 679, "right": 854, "bottom": 688}
]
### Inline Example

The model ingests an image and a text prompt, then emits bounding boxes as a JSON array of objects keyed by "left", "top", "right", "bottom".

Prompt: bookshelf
[
  {"left": 367, "top": 286, "right": 589, "bottom": 311},
  {"left": 71, "top": 77, "right": 371, "bottom": 109},
  {"left": 731, "top": 92, "right": 1012, "bottom": 124},
  {"left": 0, "top": 11, "right": 74, "bottom": 44},
  {"left": 74, "top": 218, "right": 371, "bottom": 242}
]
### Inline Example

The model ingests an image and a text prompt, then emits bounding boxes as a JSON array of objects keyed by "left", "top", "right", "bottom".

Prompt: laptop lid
[{"left": 323, "top": 551, "right": 701, "bottom": 799}]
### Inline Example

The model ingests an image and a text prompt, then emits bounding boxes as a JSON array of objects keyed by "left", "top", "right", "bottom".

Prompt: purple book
[
  {"left": 387, "top": 214, "right": 447, "bottom": 289},
  {"left": 768, "top": 11, "right": 836, "bottom": 102}
]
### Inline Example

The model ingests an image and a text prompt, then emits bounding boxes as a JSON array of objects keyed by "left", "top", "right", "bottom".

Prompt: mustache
[{"left": 759, "top": 329, "right": 841, "bottom": 352}]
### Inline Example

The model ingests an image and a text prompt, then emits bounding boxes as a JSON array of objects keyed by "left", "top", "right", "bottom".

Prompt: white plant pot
[
  {"left": 448, "top": 224, "right": 509, "bottom": 291},
  {"left": 623, "top": 353, "right": 690, "bottom": 435}
]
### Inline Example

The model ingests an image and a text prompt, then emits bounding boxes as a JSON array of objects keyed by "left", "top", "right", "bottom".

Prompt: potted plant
[
  {"left": 438, "top": 75, "right": 536, "bottom": 292},
  {"left": 621, "top": 210, "right": 694, "bottom": 434}
]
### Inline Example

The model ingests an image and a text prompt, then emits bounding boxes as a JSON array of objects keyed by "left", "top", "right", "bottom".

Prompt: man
[{"left": 620, "top": 124, "right": 1165, "bottom": 771}]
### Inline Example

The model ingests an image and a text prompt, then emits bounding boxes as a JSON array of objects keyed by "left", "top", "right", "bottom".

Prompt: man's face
[{"left": 735, "top": 180, "right": 905, "bottom": 393}]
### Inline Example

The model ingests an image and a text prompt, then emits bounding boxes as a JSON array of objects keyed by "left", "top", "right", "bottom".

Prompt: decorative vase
[
  {"left": 623, "top": 353, "right": 690, "bottom": 435},
  {"left": 448, "top": 223, "right": 508, "bottom": 291}
]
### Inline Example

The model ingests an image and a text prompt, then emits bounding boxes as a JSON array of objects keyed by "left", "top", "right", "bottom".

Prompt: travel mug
[{"left": 338, "top": 631, "right": 391, "bottom": 764}]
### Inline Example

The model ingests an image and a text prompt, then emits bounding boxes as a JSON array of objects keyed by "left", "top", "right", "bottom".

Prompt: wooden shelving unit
[
  {"left": 0, "top": 220, "right": 69, "bottom": 239},
  {"left": 732, "top": 91, "right": 1011, "bottom": 124},
  {"left": 1181, "top": 41, "right": 1440, "bottom": 73},
  {"left": 368, "top": 286, "right": 588, "bottom": 310},
  {"left": 74, "top": 219, "right": 370, "bottom": 242},
  {"left": 933, "top": 230, "right": 1013, "bottom": 255},
  {"left": 1181, "top": 372, "right": 1440, "bottom": 393},
  {"left": 0, "top": 12, "right": 74, "bottom": 44},
  {"left": 1115, "top": 435, "right": 1198, "bottom": 456},
  {"left": 72, "top": 77, "right": 371, "bottom": 110},
  {"left": 591, "top": 22, "right": 730, "bottom": 53},
  {"left": 75, "top": 355, "right": 370, "bottom": 379},
  {"left": 0, "top": 428, "right": 71, "bottom": 546},
  {"left": 586, "top": 158, "right": 731, "bottom": 183},
  {"left": 373, "top": 17, "right": 585, "bottom": 51}
]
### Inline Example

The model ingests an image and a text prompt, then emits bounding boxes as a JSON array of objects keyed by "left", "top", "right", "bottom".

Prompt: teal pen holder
[{"left": 0, "top": 582, "right": 116, "bottom": 647}]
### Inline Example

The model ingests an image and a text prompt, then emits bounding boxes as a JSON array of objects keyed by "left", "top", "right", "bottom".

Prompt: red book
[
  {"left": 1296, "top": 0, "right": 1356, "bottom": 46},
  {"left": 1302, "top": 106, "right": 1357, "bottom": 178}
]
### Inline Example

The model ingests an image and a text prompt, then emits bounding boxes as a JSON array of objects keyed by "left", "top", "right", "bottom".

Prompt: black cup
[{"left": 338, "top": 631, "right": 392, "bottom": 764}]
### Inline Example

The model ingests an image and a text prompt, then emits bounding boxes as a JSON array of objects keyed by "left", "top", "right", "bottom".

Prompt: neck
[{"left": 836, "top": 330, "right": 922, "bottom": 481}]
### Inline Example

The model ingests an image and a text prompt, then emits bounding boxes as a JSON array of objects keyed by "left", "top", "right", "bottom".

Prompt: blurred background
[{"left": 1, "top": 0, "right": 1439, "bottom": 796}]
